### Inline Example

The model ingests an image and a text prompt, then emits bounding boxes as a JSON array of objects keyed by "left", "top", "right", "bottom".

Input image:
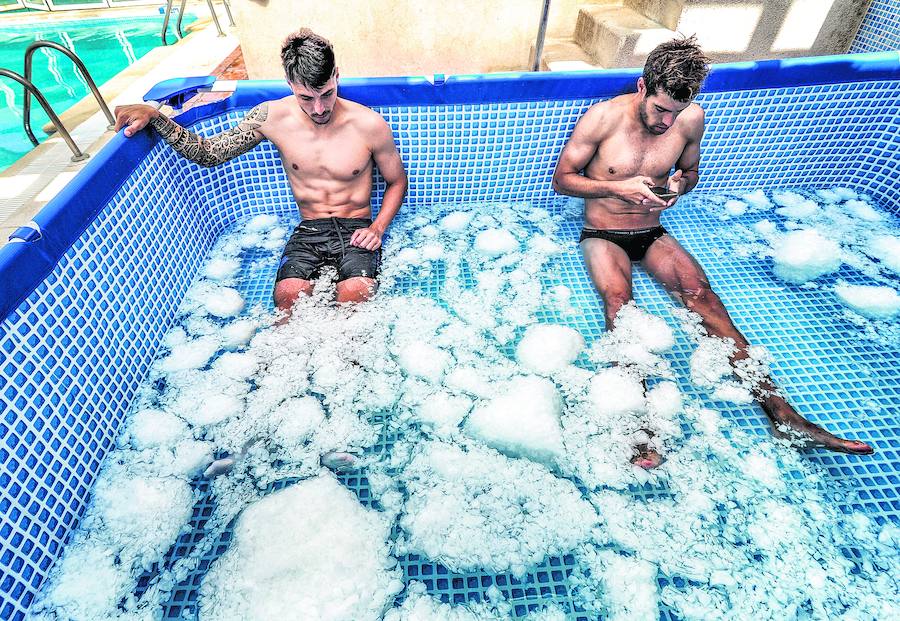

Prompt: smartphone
[{"left": 650, "top": 186, "right": 678, "bottom": 200}]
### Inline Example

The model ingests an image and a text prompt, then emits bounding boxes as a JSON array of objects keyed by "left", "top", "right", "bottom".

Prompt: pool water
[
  {"left": 29, "top": 186, "right": 900, "bottom": 619},
  {"left": 0, "top": 15, "right": 196, "bottom": 173}
]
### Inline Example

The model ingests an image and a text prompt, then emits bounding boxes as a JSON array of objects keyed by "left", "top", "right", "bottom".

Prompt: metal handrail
[
  {"left": 22, "top": 40, "right": 115, "bottom": 146},
  {"left": 532, "top": 0, "right": 552, "bottom": 72},
  {"left": 0, "top": 68, "right": 88, "bottom": 162},
  {"left": 163, "top": 0, "right": 233, "bottom": 45},
  {"left": 162, "top": 0, "right": 188, "bottom": 45}
]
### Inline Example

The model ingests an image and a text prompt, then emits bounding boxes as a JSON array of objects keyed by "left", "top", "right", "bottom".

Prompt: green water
[{"left": 0, "top": 14, "right": 196, "bottom": 172}]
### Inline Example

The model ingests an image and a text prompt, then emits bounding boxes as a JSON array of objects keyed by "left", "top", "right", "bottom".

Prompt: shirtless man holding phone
[{"left": 552, "top": 36, "right": 873, "bottom": 466}]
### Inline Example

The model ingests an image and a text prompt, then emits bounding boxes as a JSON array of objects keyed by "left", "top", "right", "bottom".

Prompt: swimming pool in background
[{"left": 0, "top": 15, "right": 196, "bottom": 173}]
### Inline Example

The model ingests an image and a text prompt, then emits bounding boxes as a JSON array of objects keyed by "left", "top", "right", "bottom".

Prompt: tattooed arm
[{"left": 114, "top": 103, "right": 268, "bottom": 168}]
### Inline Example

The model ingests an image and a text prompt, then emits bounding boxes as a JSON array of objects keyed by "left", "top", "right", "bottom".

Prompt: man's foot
[
  {"left": 630, "top": 444, "right": 665, "bottom": 469},
  {"left": 321, "top": 451, "right": 359, "bottom": 472},
  {"left": 763, "top": 397, "right": 874, "bottom": 455}
]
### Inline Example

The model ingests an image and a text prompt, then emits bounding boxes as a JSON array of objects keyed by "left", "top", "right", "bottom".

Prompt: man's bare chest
[
  {"left": 589, "top": 131, "right": 686, "bottom": 180},
  {"left": 270, "top": 126, "right": 373, "bottom": 183}
]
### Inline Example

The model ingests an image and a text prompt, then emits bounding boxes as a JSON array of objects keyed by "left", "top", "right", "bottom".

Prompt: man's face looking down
[
  {"left": 289, "top": 71, "right": 338, "bottom": 125},
  {"left": 637, "top": 77, "right": 691, "bottom": 135}
]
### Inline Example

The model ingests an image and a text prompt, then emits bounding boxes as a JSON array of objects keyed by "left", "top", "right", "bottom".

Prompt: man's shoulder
[
  {"left": 576, "top": 96, "right": 622, "bottom": 137},
  {"left": 340, "top": 98, "right": 388, "bottom": 125},
  {"left": 263, "top": 96, "right": 296, "bottom": 119},
  {"left": 339, "top": 98, "right": 391, "bottom": 139},
  {"left": 680, "top": 102, "right": 705, "bottom": 137}
]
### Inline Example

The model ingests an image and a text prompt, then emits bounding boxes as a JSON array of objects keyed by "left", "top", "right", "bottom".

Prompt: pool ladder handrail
[
  {"left": 0, "top": 67, "right": 88, "bottom": 163},
  {"left": 162, "top": 0, "right": 235, "bottom": 46},
  {"left": 7, "top": 41, "right": 115, "bottom": 163}
]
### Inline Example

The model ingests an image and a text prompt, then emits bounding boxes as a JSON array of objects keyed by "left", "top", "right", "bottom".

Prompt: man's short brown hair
[
  {"left": 281, "top": 28, "right": 335, "bottom": 89},
  {"left": 642, "top": 35, "right": 710, "bottom": 102}
]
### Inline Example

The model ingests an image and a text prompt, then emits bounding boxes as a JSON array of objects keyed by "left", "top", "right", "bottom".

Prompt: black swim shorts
[
  {"left": 579, "top": 226, "right": 669, "bottom": 262},
  {"left": 276, "top": 217, "right": 381, "bottom": 282}
]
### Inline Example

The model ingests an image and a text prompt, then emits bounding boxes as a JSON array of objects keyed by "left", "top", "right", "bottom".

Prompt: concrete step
[
  {"left": 530, "top": 37, "right": 603, "bottom": 72},
  {"left": 624, "top": 0, "right": 683, "bottom": 30},
  {"left": 574, "top": 4, "right": 676, "bottom": 68}
]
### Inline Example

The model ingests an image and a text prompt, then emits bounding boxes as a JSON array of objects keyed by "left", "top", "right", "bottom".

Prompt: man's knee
[
  {"left": 680, "top": 281, "right": 720, "bottom": 311},
  {"left": 336, "top": 277, "right": 377, "bottom": 303},
  {"left": 600, "top": 288, "right": 633, "bottom": 312},
  {"left": 273, "top": 278, "right": 312, "bottom": 310}
]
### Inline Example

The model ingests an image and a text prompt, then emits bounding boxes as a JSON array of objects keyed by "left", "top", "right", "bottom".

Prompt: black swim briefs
[
  {"left": 276, "top": 217, "right": 380, "bottom": 282},
  {"left": 578, "top": 226, "right": 669, "bottom": 262}
]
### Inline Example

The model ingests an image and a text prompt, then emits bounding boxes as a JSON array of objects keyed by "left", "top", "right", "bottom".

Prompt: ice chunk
[
  {"left": 589, "top": 367, "right": 645, "bottom": 416},
  {"left": 775, "top": 199, "right": 818, "bottom": 220},
  {"left": 741, "top": 189, "right": 771, "bottom": 209},
  {"left": 646, "top": 381, "right": 682, "bottom": 419},
  {"left": 844, "top": 199, "right": 883, "bottom": 222},
  {"left": 771, "top": 190, "right": 806, "bottom": 208},
  {"left": 585, "top": 549, "right": 659, "bottom": 621},
  {"left": 199, "top": 474, "right": 397, "bottom": 621},
  {"left": 445, "top": 366, "right": 494, "bottom": 397},
  {"left": 159, "top": 335, "right": 219, "bottom": 373},
  {"left": 31, "top": 543, "right": 131, "bottom": 620},
  {"left": 591, "top": 304, "right": 675, "bottom": 376},
  {"left": 245, "top": 214, "right": 279, "bottom": 232},
  {"left": 204, "top": 257, "right": 241, "bottom": 281},
  {"left": 771, "top": 229, "right": 842, "bottom": 284},
  {"left": 834, "top": 283, "right": 900, "bottom": 320},
  {"left": 689, "top": 336, "right": 735, "bottom": 388},
  {"left": 129, "top": 408, "right": 188, "bottom": 449},
  {"left": 614, "top": 304, "right": 674, "bottom": 353},
  {"left": 398, "top": 441, "right": 597, "bottom": 577},
  {"left": 815, "top": 188, "right": 841, "bottom": 203},
  {"left": 179, "top": 393, "right": 243, "bottom": 426},
  {"left": 417, "top": 391, "right": 472, "bottom": 432},
  {"left": 221, "top": 319, "right": 257, "bottom": 350},
  {"left": 516, "top": 323, "right": 584, "bottom": 375},
  {"left": 474, "top": 229, "right": 519, "bottom": 257},
  {"left": 270, "top": 396, "right": 326, "bottom": 446},
  {"left": 832, "top": 186, "right": 858, "bottom": 201},
  {"left": 465, "top": 376, "right": 565, "bottom": 466},
  {"left": 711, "top": 382, "right": 754, "bottom": 404},
  {"left": 204, "top": 287, "right": 245, "bottom": 318},
  {"left": 753, "top": 219, "right": 778, "bottom": 237},
  {"left": 723, "top": 200, "right": 747, "bottom": 217},
  {"left": 212, "top": 352, "right": 260, "bottom": 381},
  {"left": 421, "top": 243, "right": 444, "bottom": 260},
  {"left": 399, "top": 342, "right": 452, "bottom": 381},
  {"left": 440, "top": 211, "right": 472, "bottom": 232},
  {"left": 867, "top": 235, "right": 900, "bottom": 274},
  {"left": 93, "top": 474, "right": 193, "bottom": 568}
]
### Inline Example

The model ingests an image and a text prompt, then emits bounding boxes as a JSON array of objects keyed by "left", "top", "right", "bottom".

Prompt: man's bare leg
[
  {"left": 582, "top": 238, "right": 664, "bottom": 468},
  {"left": 273, "top": 277, "right": 314, "bottom": 324},
  {"left": 642, "top": 235, "right": 873, "bottom": 455},
  {"left": 336, "top": 276, "right": 377, "bottom": 303}
]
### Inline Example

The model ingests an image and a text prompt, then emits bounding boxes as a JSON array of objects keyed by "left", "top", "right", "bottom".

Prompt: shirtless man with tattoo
[
  {"left": 552, "top": 37, "right": 873, "bottom": 467},
  {"left": 113, "top": 28, "right": 408, "bottom": 317}
]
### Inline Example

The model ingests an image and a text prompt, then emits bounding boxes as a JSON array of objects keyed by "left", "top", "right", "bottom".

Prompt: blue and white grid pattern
[
  {"left": 1, "top": 76, "right": 899, "bottom": 619},
  {"left": 850, "top": 0, "right": 900, "bottom": 53}
]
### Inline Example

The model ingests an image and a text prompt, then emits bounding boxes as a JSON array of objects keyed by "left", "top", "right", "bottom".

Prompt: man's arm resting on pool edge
[
  {"left": 113, "top": 103, "right": 267, "bottom": 168},
  {"left": 552, "top": 104, "right": 666, "bottom": 208}
]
